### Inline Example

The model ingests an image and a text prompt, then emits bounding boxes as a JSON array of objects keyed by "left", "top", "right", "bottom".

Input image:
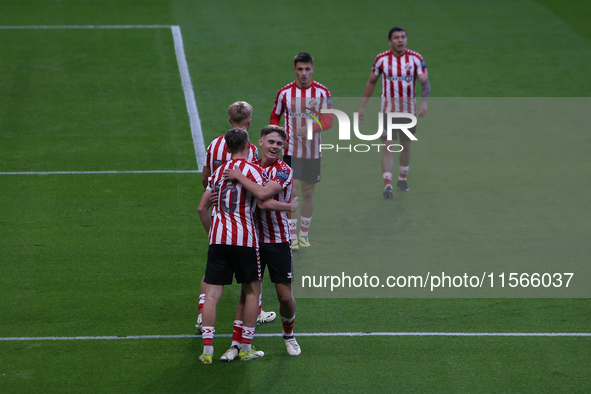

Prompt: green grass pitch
[{"left": 1, "top": 0, "right": 590, "bottom": 393}]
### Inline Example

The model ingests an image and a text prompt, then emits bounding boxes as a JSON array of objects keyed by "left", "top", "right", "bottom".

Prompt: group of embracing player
[{"left": 195, "top": 26, "right": 430, "bottom": 364}]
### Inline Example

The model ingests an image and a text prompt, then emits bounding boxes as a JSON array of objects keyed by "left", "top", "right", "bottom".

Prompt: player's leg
[
  {"left": 275, "top": 282, "right": 301, "bottom": 355},
  {"left": 275, "top": 282, "right": 296, "bottom": 320},
  {"left": 298, "top": 158, "right": 320, "bottom": 246},
  {"left": 238, "top": 280, "right": 265, "bottom": 360},
  {"left": 233, "top": 246, "right": 264, "bottom": 360},
  {"left": 262, "top": 241, "right": 301, "bottom": 355},
  {"left": 397, "top": 137, "right": 412, "bottom": 192},
  {"left": 298, "top": 181, "right": 315, "bottom": 246},
  {"left": 286, "top": 155, "right": 301, "bottom": 250},
  {"left": 200, "top": 283, "right": 223, "bottom": 364},
  {"left": 289, "top": 177, "right": 300, "bottom": 249},
  {"left": 220, "top": 292, "right": 245, "bottom": 362},
  {"left": 200, "top": 244, "right": 234, "bottom": 363},
  {"left": 252, "top": 250, "right": 276, "bottom": 325},
  {"left": 257, "top": 290, "right": 277, "bottom": 324},
  {"left": 284, "top": 155, "right": 299, "bottom": 249},
  {"left": 396, "top": 119, "right": 417, "bottom": 191},
  {"left": 381, "top": 112, "right": 396, "bottom": 199},
  {"left": 195, "top": 277, "right": 206, "bottom": 332},
  {"left": 381, "top": 141, "right": 395, "bottom": 198}
]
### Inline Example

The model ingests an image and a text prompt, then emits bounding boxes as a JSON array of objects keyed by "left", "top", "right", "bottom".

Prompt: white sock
[
  {"left": 290, "top": 219, "right": 298, "bottom": 240},
  {"left": 299, "top": 216, "right": 312, "bottom": 238},
  {"left": 398, "top": 166, "right": 409, "bottom": 181}
]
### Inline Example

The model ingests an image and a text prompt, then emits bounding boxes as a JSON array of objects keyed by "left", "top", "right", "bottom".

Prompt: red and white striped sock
[
  {"left": 258, "top": 292, "right": 263, "bottom": 316},
  {"left": 398, "top": 166, "right": 409, "bottom": 181},
  {"left": 383, "top": 172, "right": 393, "bottom": 186},
  {"left": 299, "top": 217, "right": 312, "bottom": 238},
  {"left": 290, "top": 219, "right": 298, "bottom": 241},
  {"left": 231, "top": 320, "right": 243, "bottom": 348},
  {"left": 241, "top": 326, "right": 255, "bottom": 352},
  {"left": 281, "top": 315, "right": 295, "bottom": 336},
  {"left": 202, "top": 326, "right": 215, "bottom": 355},
  {"left": 198, "top": 293, "right": 205, "bottom": 315}
]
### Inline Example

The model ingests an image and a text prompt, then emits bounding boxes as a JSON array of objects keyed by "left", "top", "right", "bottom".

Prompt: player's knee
[
  {"left": 301, "top": 186, "right": 315, "bottom": 199},
  {"left": 276, "top": 289, "right": 294, "bottom": 306}
]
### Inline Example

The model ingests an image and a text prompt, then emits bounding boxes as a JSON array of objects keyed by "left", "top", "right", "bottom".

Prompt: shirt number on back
[{"left": 220, "top": 183, "right": 238, "bottom": 214}]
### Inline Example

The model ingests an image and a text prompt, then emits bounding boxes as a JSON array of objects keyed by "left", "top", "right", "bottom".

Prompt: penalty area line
[{"left": 2, "top": 332, "right": 590, "bottom": 341}]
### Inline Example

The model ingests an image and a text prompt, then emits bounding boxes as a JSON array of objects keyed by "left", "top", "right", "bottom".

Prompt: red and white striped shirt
[
  {"left": 371, "top": 49, "right": 427, "bottom": 114},
  {"left": 255, "top": 158, "right": 292, "bottom": 243},
  {"left": 207, "top": 159, "right": 265, "bottom": 248},
  {"left": 204, "top": 135, "right": 258, "bottom": 174},
  {"left": 270, "top": 81, "right": 333, "bottom": 159}
]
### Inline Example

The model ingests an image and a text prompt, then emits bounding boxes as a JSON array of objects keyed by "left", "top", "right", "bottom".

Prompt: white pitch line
[
  {"left": 0, "top": 25, "right": 206, "bottom": 174},
  {"left": 0, "top": 171, "right": 199, "bottom": 175},
  {"left": 1, "top": 332, "right": 590, "bottom": 342},
  {"left": 0, "top": 25, "right": 172, "bottom": 30},
  {"left": 171, "top": 25, "right": 206, "bottom": 172}
]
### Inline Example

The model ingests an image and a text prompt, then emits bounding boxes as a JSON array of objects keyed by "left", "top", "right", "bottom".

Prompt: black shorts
[
  {"left": 380, "top": 113, "right": 417, "bottom": 142},
  {"left": 260, "top": 242, "right": 293, "bottom": 283},
  {"left": 283, "top": 155, "right": 321, "bottom": 184},
  {"left": 204, "top": 244, "right": 261, "bottom": 285}
]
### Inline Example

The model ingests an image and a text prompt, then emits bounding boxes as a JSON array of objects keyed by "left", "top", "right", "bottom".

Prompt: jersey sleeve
[
  {"left": 206, "top": 168, "right": 218, "bottom": 192},
  {"left": 204, "top": 143, "right": 213, "bottom": 169},
  {"left": 416, "top": 55, "right": 427, "bottom": 75},
  {"left": 248, "top": 142, "right": 259, "bottom": 162},
  {"left": 270, "top": 90, "right": 284, "bottom": 126},
  {"left": 371, "top": 55, "right": 383, "bottom": 76},
  {"left": 269, "top": 164, "right": 292, "bottom": 188}
]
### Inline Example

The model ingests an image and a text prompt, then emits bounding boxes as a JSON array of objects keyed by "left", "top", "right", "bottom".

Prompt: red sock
[
  {"left": 202, "top": 326, "right": 214, "bottom": 346},
  {"left": 198, "top": 294, "right": 205, "bottom": 315},
  {"left": 241, "top": 326, "right": 255, "bottom": 352},
  {"left": 290, "top": 219, "right": 298, "bottom": 240},
  {"left": 383, "top": 172, "right": 393, "bottom": 186},
  {"left": 232, "top": 320, "right": 243, "bottom": 346},
  {"left": 281, "top": 315, "right": 295, "bottom": 336},
  {"left": 398, "top": 166, "right": 409, "bottom": 181},
  {"left": 299, "top": 217, "right": 311, "bottom": 238}
]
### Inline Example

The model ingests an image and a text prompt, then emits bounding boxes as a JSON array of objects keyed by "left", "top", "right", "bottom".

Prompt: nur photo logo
[{"left": 304, "top": 109, "right": 417, "bottom": 153}]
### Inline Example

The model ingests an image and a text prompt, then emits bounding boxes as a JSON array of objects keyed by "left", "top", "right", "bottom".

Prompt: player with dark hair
[
  {"left": 270, "top": 52, "right": 333, "bottom": 249},
  {"left": 221, "top": 125, "right": 301, "bottom": 360},
  {"left": 359, "top": 27, "right": 430, "bottom": 198},
  {"left": 196, "top": 102, "right": 275, "bottom": 334},
  {"left": 197, "top": 128, "right": 268, "bottom": 363}
]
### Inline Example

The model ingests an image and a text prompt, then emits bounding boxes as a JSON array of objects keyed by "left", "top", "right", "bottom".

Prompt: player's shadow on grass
[
  {"left": 140, "top": 337, "right": 248, "bottom": 393},
  {"left": 141, "top": 337, "right": 297, "bottom": 393}
]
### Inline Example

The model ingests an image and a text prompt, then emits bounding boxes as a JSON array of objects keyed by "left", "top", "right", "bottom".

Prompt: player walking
[
  {"left": 270, "top": 52, "right": 333, "bottom": 249},
  {"left": 359, "top": 27, "right": 430, "bottom": 198}
]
